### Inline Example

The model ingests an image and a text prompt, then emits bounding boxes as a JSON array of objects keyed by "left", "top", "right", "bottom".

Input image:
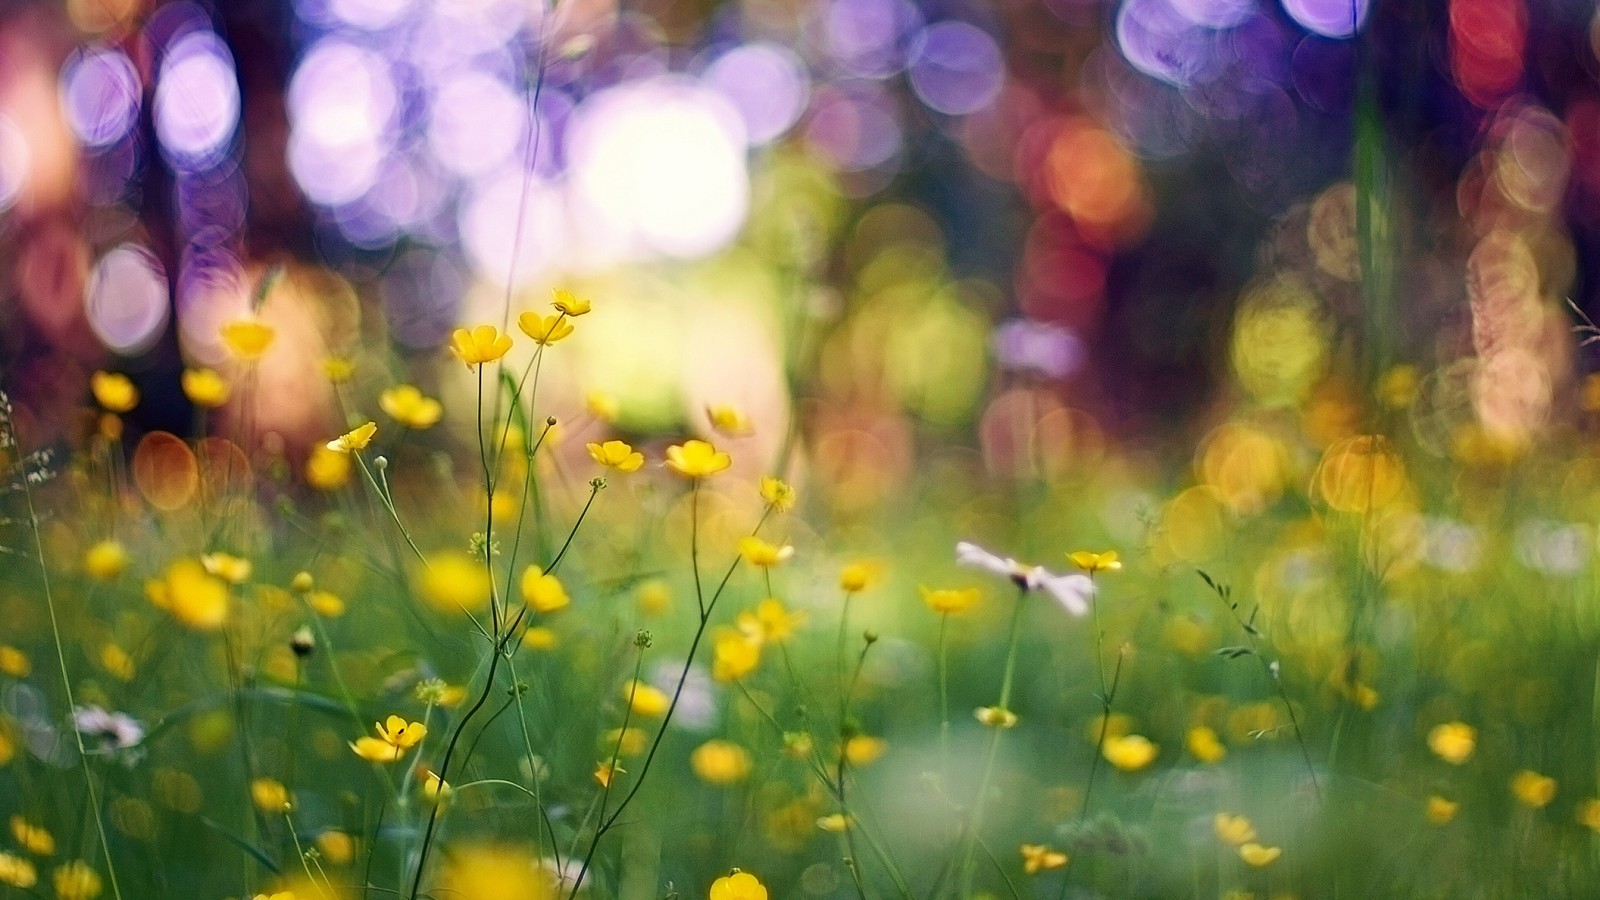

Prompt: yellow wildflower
[
  {"left": 99, "top": 644, "right": 135, "bottom": 681},
  {"left": 322, "top": 357, "right": 355, "bottom": 383},
  {"left": 219, "top": 318, "right": 276, "bottom": 360},
  {"left": 921, "top": 586, "right": 979, "bottom": 614},
  {"left": 552, "top": 289, "right": 591, "bottom": 316},
  {"left": 1427, "top": 795, "right": 1459, "bottom": 825},
  {"left": 250, "top": 778, "right": 292, "bottom": 813},
  {"left": 712, "top": 631, "right": 761, "bottom": 682},
  {"left": 843, "top": 735, "right": 887, "bottom": 766},
  {"left": 379, "top": 386, "right": 443, "bottom": 430},
  {"left": 975, "top": 706, "right": 1018, "bottom": 729},
  {"left": 1067, "top": 550, "right": 1121, "bottom": 574},
  {"left": 1427, "top": 721, "right": 1475, "bottom": 765},
  {"left": 350, "top": 715, "right": 426, "bottom": 763},
  {"left": 1103, "top": 734, "right": 1158, "bottom": 771},
  {"left": 0, "top": 646, "right": 29, "bottom": 678},
  {"left": 90, "top": 371, "right": 138, "bottom": 413},
  {"left": 1512, "top": 770, "right": 1556, "bottom": 808},
  {"left": 1021, "top": 843, "right": 1068, "bottom": 874},
  {"left": 326, "top": 421, "right": 377, "bottom": 453},
  {"left": 181, "top": 368, "right": 229, "bottom": 408},
  {"left": 1238, "top": 843, "right": 1281, "bottom": 867},
  {"left": 305, "top": 445, "right": 352, "bottom": 490},
  {"left": 85, "top": 539, "right": 129, "bottom": 580},
  {"left": 200, "top": 552, "right": 252, "bottom": 585},
  {"left": 587, "top": 440, "right": 644, "bottom": 472},
  {"left": 517, "top": 312, "right": 574, "bottom": 345},
  {"left": 607, "top": 727, "right": 647, "bottom": 756},
  {"left": 707, "top": 403, "right": 754, "bottom": 437},
  {"left": 624, "top": 680, "right": 670, "bottom": 717},
  {"left": 10, "top": 816, "right": 54, "bottom": 855},
  {"left": 736, "top": 598, "right": 804, "bottom": 644},
  {"left": 450, "top": 325, "right": 513, "bottom": 367},
  {"left": 309, "top": 590, "right": 345, "bottom": 617},
  {"left": 817, "top": 813, "right": 852, "bottom": 832},
  {"left": 418, "top": 551, "right": 491, "bottom": 614},
  {"left": 0, "top": 852, "right": 36, "bottom": 888},
  {"left": 315, "top": 830, "right": 356, "bottom": 866},
  {"left": 666, "top": 439, "right": 732, "bottom": 479},
  {"left": 422, "top": 771, "right": 451, "bottom": 803},
  {"left": 709, "top": 871, "right": 767, "bottom": 900},
  {"left": 520, "top": 565, "right": 570, "bottom": 613},
  {"left": 145, "top": 559, "right": 229, "bottom": 631},
  {"left": 594, "top": 761, "right": 623, "bottom": 788},
  {"left": 586, "top": 390, "right": 620, "bottom": 422},
  {"left": 1214, "top": 813, "right": 1256, "bottom": 845},
  {"left": 1186, "top": 725, "right": 1226, "bottom": 764},
  {"left": 839, "top": 561, "right": 876, "bottom": 593},
  {"left": 738, "top": 536, "right": 794, "bottom": 568},
  {"left": 521, "top": 627, "right": 558, "bottom": 651},
  {"left": 691, "top": 740, "right": 753, "bottom": 784},
  {"left": 52, "top": 860, "right": 101, "bottom": 900},
  {"left": 759, "top": 476, "right": 796, "bottom": 512}
]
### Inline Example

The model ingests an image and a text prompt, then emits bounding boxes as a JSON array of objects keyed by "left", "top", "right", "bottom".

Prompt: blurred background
[{"left": 0, "top": 0, "right": 1595, "bottom": 478}]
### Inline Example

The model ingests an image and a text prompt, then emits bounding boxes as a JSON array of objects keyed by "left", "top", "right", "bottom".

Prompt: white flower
[
  {"left": 72, "top": 705, "right": 145, "bottom": 751},
  {"left": 955, "top": 541, "right": 1094, "bottom": 616}
]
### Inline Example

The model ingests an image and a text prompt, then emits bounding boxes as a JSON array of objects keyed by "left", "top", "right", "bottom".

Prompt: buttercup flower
[
  {"left": 1238, "top": 843, "right": 1281, "bottom": 867},
  {"left": 587, "top": 440, "right": 644, "bottom": 472},
  {"left": 1428, "top": 795, "right": 1460, "bottom": 825},
  {"left": 181, "top": 368, "right": 229, "bottom": 408},
  {"left": 759, "top": 476, "right": 796, "bottom": 512},
  {"left": 327, "top": 421, "right": 378, "bottom": 453},
  {"left": 956, "top": 541, "right": 1095, "bottom": 616},
  {"left": 1512, "top": 770, "right": 1556, "bottom": 808},
  {"left": 52, "top": 860, "right": 101, "bottom": 900},
  {"left": 1068, "top": 550, "right": 1122, "bottom": 573},
  {"left": 736, "top": 598, "right": 805, "bottom": 644},
  {"left": 921, "top": 586, "right": 980, "bottom": 614},
  {"left": 975, "top": 706, "right": 1018, "bottom": 728},
  {"left": 691, "top": 740, "right": 753, "bottom": 784},
  {"left": 1427, "top": 721, "right": 1475, "bottom": 764},
  {"left": 1214, "top": 813, "right": 1256, "bottom": 845},
  {"left": 709, "top": 871, "right": 767, "bottom": 900},
  {"left": 518, "top": 312, "right": 575, "bottom": 345},
  {"left": 839, "top": 561, "right": 875, "bottom": 592},
  {"left": 1186, "top": 725, "right": 1226, "bottom": 763},
  {"left": 0, "top": 853, "right": 36, "bottom": 889},
  {"left": 520, "top": 565, "right": 570, "bottom": 613},
  {"left": 1021, "top": 843, "right": 1068, "bottom": 874},
  {"left": 251, "top": 778, "right": 292, "bottom": 813},
  {"left": 450, "top": 325, "right": 513, "bottom": 367},
  {"left": 552, "top": 289, "right": 591, "bottom": 316},
  {"left": 84, "top": 539, "right": 129, "bottom": 580},
  {"left": 380, "top": 386, "right": 443, "bottom": 430},
  {"left": 220, "top": 318, "right": 276, "bottom": 360},
  {"left": 666, "top": 440, "right": 732, "bottom": 479},
  {"left": 738, "top": 536, "right": 794, "bottom": 568},
  {"left": 707, "top": 403, "right": 754, "bottom": 437},
  {"left": 586, "top": 390, "right": 620, "bottom": 422},
  {"left": 90, "top": 372, "right": 138, "bottom": 413},
  {"left": 322, "top": 357, "right": 355, "bottom": 383},
  {"left": 1102, "top": 733, "right": 1158, "bottom": 771},
  {"left": 624, "top": 680, "right": 670, "bottom": 717},
  {"left": 10, "top": 816, "right": 55, "bottom": 854},
  {"left": 145, "top": 559, "right": 230, "bottom": 630},
  {"left": 350, "top": 715, "right": 427, "bottom": 763}
]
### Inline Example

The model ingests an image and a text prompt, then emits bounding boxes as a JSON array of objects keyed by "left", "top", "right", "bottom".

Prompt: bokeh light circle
[
  {"left": 907, "top": 21, "right": 1005, "bottom": 116},
  {"left": 154, "top": 31, "right": 241, "bottom": 170},
  {"left": 0, "top": 116, "right": 26, "bottom": 212},
  {"left": 1282, "top": 0, "right": 1367, "bottom": 39},
  {"left": 61, "top": 46, "right": 142, "bottom": 148},
  {"left": 703, "top": 43, "right": 810, "bottom": 145},
  {"left": 287, "top": 39, "right": 398, "bottom": 206},
  {"left": 85, "top": 244, "right": 170, "bottom": 356}
]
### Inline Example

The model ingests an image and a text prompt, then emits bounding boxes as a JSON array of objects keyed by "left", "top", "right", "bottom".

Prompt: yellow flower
[
  {"left": 322, "top": 357, "right": 355, "bottom": 383},
  {"left": 1238, "top": 843, "right": 1281, "bottom": 867},
  {"left": 252, "top": 893, "right": 295, "bottom": 900},
  {"left": 0, "top": 646, "right": 29, "bottom": 677},
  {"left": 843, "top": 735, "right": 886, "bottom": 766},
  {"left": 1020, "top": 843, "right": 1068, "bottom": 874},
  {"left": 1067, "top": 550, "right": 1122, "bottom": 574},
  {"left": 1427, "top": 721, "right": 1475, "bottom": 765},
  {"left": 712, "top": 631, "right": 762, "bottom": 682},
  {"left": 1214, "top": 813, "right": 1256, "bottom": 845},
  {"left": 520, "top": 566, "right": 570, "bottom": 613},
  {"left": 52, "top": 860, "right": 101, "bottom": 900},
  {"left": 707, "top": 403, "right": 754, "bottom": 437},
  {"left": 552, "top": 288, "right": 591, "bottom": 316},
  {"left": 839, "top": 561, "right": 876, "bottom": 593},
  {"left": 624, "top": 680, "right": 670, "bottom": 717},
  {"left": 975, "top": 706, "right": 1018, "bottom": 729},
  {"left": 1186, "top": 725, "right": 1226, "bottom": 764},
  {"left": 736, "top": 598, "right": 804, "bottom": 644},
  {"left": 587, "top": 440, "right": 644, "bottom": 472},
  {"left": 250, "top": 778, "right": 292, "bottom": 813},
  {"left": 817, "top": 813, "right": 852, "bottom": 832},
  {"left": 434, "top": 845, "right": 560, "bottom": 899},
  {"left": 200, "top": 552, "right": 252, "bottom": 584},
  {"left": 738, "top": 536, "right": 794, "bottom": 568},
  {"left": 450, "top": 325, "right": 513, "bottom": 368},
  {"left": 607, "top": 727, "right": 647, "bottom": 756},
  {"left": 1512, "top": 770, "right": 1556, "bottom": 808},
  {"left": 418, "top": 551, "right": 493, "bottom": 614},
  {"left": 709, "top": 871, "right": 767, "bottom": 900},
  {"left": 305, "top": 446, "right": 352, "bottom": 491},
  {"left": 10, "top": 816, "right": 54, "bottom": 855},
  {"left": 692, "top": 740, "right": 753, "bottom": 784},
  {"left": 309, "top": 590, "right": 345, "bottom": 617},
  {"left": 380, "top": 386, "right": 443, "bottom": 430},
  {"left": 594, "top": 761, "right": 623, "bottom": 788},
  {"left": 522, "top": 627, "right": 558, "bottom": 651},
  {"left": 99, "top": 644, "right": 134, "bottom": 681},
  {"left": 0, "top": 852, "right": 36, "bottom": 889},
  {"left": 517, "top": 312, "right": 574, "bottom": 345},
  {"left": 1427, "top": 795, "right": 1460, "bottom": 825},
  {"left": 666, "top": 439, "right": 732, "bottom": 479},
  {"left": 351, "top": 715, "right": 426, "bottom": 763},
  {"left": 315, "top": 830, "right": 356, "bottom": 866},
  {"left": 327, "top": 421, "right": 378, "bottom": 453},
  {"left": 84, "top": 540, "right": 129, "bottom": 581},
  {"left": 586, "top": 391, "right": 620, "bottom": 422},
  {"left": 219, "top": 318, "right": 276, "bottom": 360},
  {"left": 759, "top": 476, "right": 796, "bottom": 512},
  {"left": 921, "top": 585, "right": 979, "bottom": 614},
  {"left": 181, "top": 368, "right": 229, "bottom": 408},
  {"left": 422, "top": 771, "right": 451, "bottom": 803},
  {"left": 90, "top": 371, "right": 138, "bottom": 413},
  {"left": 1102, "top": 734, "right": 1157, "bottom": 771},
  {"left": 145, "top": 559, "right": 230, "bottom": 631}
]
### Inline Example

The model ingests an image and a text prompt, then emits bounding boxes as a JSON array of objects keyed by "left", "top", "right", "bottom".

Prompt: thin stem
[{"left": 958, "top": 586, "right": 1030, "bottom": 897}]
